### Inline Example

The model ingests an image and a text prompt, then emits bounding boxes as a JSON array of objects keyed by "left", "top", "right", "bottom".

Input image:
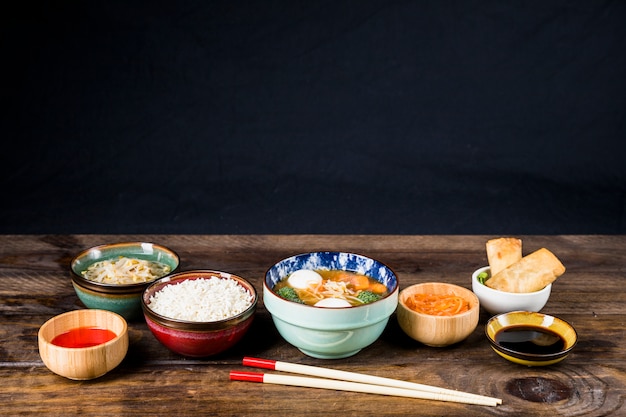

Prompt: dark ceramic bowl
[
  {"left": 141, "top": 270, "right": 257, "bottom": 357},
  {"left": 70, "top": 242, "right": 180, "bottom": 320}
]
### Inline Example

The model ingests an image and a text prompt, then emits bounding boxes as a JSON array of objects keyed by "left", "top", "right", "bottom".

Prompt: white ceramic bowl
[{"left": 471, "top": 266, "right": 551, "bottom": 315}]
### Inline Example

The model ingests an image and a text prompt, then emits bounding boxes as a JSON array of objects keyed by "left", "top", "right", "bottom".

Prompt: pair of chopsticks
[{"left": 230, "top": 357, "right": 501, "bottom": 407}]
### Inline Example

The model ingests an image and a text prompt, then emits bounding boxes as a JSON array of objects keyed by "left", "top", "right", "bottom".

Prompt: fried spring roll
[
  {"left": 485, "top": 248, "right": 565, "bottom": 293},
  {"left": 486, "top": 237, "right": 522, "bottom": 275}
]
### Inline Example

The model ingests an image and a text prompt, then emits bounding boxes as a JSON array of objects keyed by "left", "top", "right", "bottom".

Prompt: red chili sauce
[{"left": 51, "top": 327, "right": 117, "bottom": 348}]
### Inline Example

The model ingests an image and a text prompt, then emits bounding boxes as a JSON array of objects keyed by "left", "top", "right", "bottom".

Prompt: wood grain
[{"left": 1, "top": 235, "right": 625, "bottom": 416}]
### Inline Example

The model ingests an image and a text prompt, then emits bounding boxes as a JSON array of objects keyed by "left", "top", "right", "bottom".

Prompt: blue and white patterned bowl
[{"left": 264, "top": 251, "right": 399, "bottom": 359}]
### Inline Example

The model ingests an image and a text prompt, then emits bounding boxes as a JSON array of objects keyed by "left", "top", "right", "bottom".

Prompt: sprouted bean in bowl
[{"left": 81, "top": 256, "right": 172, "bottom": 285}]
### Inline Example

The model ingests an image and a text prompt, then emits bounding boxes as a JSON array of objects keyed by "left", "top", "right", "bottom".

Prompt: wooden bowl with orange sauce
[{"left": 396, "top": 282, "right": 479, "bottom": 347}]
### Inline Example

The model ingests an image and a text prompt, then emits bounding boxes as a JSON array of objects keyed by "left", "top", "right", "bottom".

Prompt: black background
[{"left": 2, "top": 1, "right": 625, "bottom": 234}]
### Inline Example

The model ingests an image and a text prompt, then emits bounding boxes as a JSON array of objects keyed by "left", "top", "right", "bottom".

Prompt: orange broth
[{"left": 274, "top": 269, "right": 388, "bottom": 306}]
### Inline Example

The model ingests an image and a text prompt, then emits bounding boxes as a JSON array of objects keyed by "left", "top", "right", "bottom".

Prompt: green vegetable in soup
[
  {"left": 356, "top": 290, "right": 381, "bottom": 304},
  {"left": 276, "top": 287, "right": 304, "bottom": 304}
]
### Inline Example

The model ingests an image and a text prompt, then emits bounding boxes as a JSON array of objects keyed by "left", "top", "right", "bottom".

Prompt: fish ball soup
[{"left": 273, "top": 269, "right": 389, "bottom": 307}]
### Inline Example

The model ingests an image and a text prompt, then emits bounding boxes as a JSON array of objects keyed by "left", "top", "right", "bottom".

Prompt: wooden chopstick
[
  {"left": 239, "top": 357, "right": 501, "bottom": 406},
  {"left": 230, "top": 371, "right": 498, "bottom": 407}
]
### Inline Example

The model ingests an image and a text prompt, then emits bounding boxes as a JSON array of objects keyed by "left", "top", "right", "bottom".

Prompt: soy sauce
[
  {"left": 51, "top": 327, "right": 117, "bottom": 348},
  {"left": 495, "top": 325, "right": 565, "bottom": 355}
]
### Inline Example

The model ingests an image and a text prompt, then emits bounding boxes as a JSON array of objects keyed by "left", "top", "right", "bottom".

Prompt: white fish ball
[
  {"left": 314, "top": 298, "right": 352, "bottom": 308},
  {"left": 287, "top": 269, "right": 323, "bottom": 289}
]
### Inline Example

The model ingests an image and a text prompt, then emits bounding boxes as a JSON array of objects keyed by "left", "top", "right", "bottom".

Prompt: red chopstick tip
[
  {"left": 243, "top": 357, "right": 277, "bottom": 370},
  {"left": 230, "top": 371, "right": 265, "bottom": 383}
]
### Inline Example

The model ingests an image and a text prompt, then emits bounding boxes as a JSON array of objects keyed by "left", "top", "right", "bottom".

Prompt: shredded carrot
[{"left": 405, "top": 293, "right": 470, "bottom": 316}]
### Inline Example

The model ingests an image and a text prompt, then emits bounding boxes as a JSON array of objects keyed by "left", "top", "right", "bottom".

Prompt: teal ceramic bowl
[
  {"left": 70, "top": 242, "right": 180, "bottom": 320},
  {"left": 264, "top": 251, "right": 399, "bottom": 359}
]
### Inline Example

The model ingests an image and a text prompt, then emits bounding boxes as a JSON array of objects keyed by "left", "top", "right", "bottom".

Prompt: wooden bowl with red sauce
[
  {"left": 38, "top": 309, "right": 129, "bottom": 380},
  {"left": 396, "top": 282, "right": 480, "bottom": 347}
]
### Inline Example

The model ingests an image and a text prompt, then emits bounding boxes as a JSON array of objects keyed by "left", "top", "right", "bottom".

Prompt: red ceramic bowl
[{"left": 141, "top": 270, "right": 257, "bottom": 357}]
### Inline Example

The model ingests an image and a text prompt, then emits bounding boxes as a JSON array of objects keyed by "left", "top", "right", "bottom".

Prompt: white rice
[{"left": 148, "top": 276, "right": 253, "bottom": 322}]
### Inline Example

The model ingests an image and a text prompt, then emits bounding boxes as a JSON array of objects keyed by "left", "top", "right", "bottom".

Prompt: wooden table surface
[{"left": 1, "top": 234, "right": 624, "bottom": 416}]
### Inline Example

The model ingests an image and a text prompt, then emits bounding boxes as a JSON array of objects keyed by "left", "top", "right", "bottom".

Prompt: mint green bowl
[
  {"left": 264, "top": 251, "right": 399, "bottom": 359},
  {"left": 70, "top": 242, "right": 180, "bottom": 320}
]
